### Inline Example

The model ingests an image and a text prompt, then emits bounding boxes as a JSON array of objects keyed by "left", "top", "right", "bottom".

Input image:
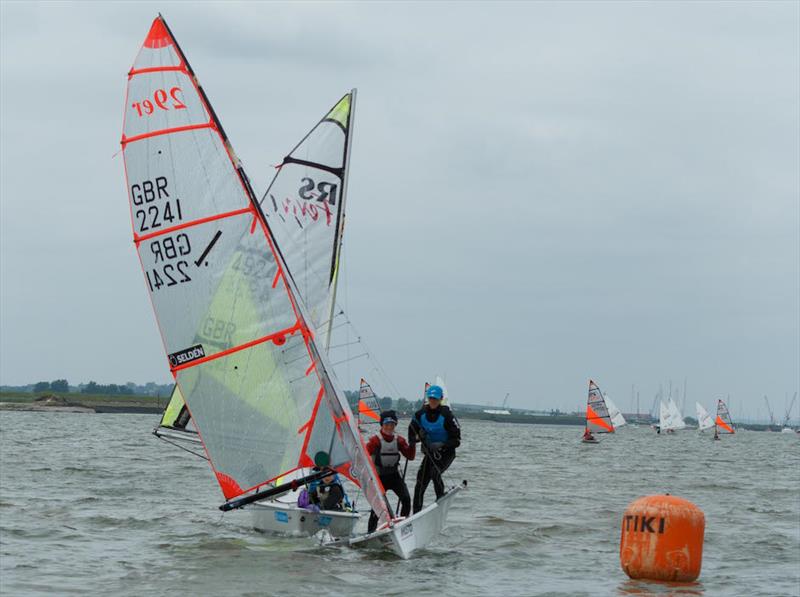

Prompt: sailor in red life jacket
[
  {"left": 409, "top": 384, "right": 461, "bottom": 513},
  {"left": 365, "top": 410, "right": 415, "bottom": 532}
]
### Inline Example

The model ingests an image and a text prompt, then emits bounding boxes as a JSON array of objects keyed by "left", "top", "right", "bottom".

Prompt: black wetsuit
[
  {"left": 367, "top": 473, "right": 410, "bottom": 533},
  {"left": 408, "top": 405, "right": 461, "bottom": 513}
]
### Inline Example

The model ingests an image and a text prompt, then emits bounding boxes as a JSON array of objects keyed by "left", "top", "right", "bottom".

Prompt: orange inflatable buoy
[{"left": 619, "top": 494, "right": 705, "bottom": 582}]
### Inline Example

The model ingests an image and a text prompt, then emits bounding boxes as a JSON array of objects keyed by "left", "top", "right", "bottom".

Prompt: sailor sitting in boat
[
  {"left": 409, "top": 385, "right": 461, "bottom": 513},
  {"left": 307, "top": 469, "right": 349, "bottom": 512},
  {"left": 365, "top": 410, "right": 416, "bottom": 532}
]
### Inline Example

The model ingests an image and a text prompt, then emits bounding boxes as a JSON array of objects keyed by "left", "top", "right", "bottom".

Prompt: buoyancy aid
[
  {"left": 417, "top": 410, "right": 448, "bottom": 448},
  {"left": 373, "top": 434, "right": 400, "bottom": 475}
]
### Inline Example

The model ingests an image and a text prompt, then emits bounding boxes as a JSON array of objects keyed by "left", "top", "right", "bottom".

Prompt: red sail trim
[
  {"left": 143, "top": 17, "right": 172, "bottom": 49},
  {"left": 305, "top": 362, "right": 316, "bottom": 376},
  {"left": 121, "top": 122, "right": 214, "bottom": 147},
  {"left": 169, "top": 322, "right": 303, "bottom": 373},
  {"left": 128, "top": 65, "right": 187, "bottom": 78},
  {"left": 215, "top": 471, "right": 244, "bottom": 500},
  {"left": 221, "top": 465, "right": 306, "bottom": 501},
  {"left": 298, "top": 386, "right": 326, "bottom": 464},
  {"left": 133, "top": 207, "right": 253, "bottom": 245}
]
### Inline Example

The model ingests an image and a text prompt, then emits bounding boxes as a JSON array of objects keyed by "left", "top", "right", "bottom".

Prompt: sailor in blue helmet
[
  {"left": 408, "top": 384, "right": 461, "bottom": 513},
  {"left": 365, "top": 409, "right": 416, "bottom": 532}
]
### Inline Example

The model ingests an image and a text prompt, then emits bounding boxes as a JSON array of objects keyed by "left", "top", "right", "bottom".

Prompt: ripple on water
[{"left": 1, "top": 413, "right": 799, "bottom": 597}]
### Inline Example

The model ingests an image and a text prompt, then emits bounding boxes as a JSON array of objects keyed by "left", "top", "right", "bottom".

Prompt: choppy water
[{"left": 1, "top": 412, "right": 798, "bottom": 596}]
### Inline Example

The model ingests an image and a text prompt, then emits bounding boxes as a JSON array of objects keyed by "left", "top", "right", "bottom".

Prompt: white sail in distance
[
  {"left": 663, "top": 398, "right": 687, "bottom": 431},
  {"left": 659, "top": 401, "right": 671, "bottom": 430},
  {"left": 121, "top": 17, "right": 390, "bottom": 526},
  {"left": 695, "top": 402, "right": 714, "bottom": 431},
  {"left": 605, "top": 396, "right": 627, "bottom": 428}
]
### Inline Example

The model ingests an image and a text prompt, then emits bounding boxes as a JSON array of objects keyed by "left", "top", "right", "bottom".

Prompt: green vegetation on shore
[{"left": 0, "top": 391, "right": 168, "bottom": 411}]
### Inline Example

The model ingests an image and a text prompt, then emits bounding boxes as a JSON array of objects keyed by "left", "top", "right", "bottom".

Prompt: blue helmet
[{"left": 426, "top": 385, "right": 444, "bottom": 400}]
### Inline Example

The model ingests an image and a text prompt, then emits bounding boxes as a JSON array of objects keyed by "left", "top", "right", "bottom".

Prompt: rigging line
[
  {"left": 155, "top": 435, "right": 209, "bottom": 460},
  {"left": 331, "top": 352, "right": 369, "bottom": 366},
  {"left": 327, "top": 339, "right": 363, "bottom": 350}
]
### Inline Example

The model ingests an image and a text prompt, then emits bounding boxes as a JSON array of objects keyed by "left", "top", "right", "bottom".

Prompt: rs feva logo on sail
[{"left": 298, "top": 177, "right": 338, "bottom": 205}]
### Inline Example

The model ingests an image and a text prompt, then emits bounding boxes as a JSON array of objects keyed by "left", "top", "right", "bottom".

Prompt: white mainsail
[
  {"left": 605, "top": 396, "right": 627, "bottom": 428},
  {"left": 695, "top": 401, "right": 714, "bottom": 431},
  {"left": 667, "top": 398, "right": 687, "bottom": 430},
  {"left": 659, "top": 400, "right": 671, "bottom": 430},
  {"left": 660, "top": 398, "right": 686, "bottom": 431},
  {"left": 122, "top": 16, "right": 390, "bottom": 527}
]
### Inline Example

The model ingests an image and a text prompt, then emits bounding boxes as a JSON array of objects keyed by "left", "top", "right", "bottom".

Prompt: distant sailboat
[
  {"left": 658, "top": 398, "right": 686, "bottom": 433},
  {"left": 357, "top": 378, "right": 381, "bottom": 429},
  {"left": 714, "top": 399, "right": 735, "bottom": 439},
  {"left": 583, "top": 380, "right": 615, "bottom": 443},
  {"left": 695, "top": 402, "right": 715, "bottom": 432}
]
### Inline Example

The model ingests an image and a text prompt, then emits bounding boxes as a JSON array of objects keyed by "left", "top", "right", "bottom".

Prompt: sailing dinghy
[
  {"left": 582, "top": 380, "right": 615, "bottom": 443},
  {"left": 357, "top": 378, "right": 381, "bottom": 431},
  {"left": 658, "top": 398, "right": 686, "bottom": 434},
  {"left": 714, "top": 399, "right": 735, "bottom": 439},
  {"left": 122, "top": 16, "right": 462, "bottom": 555}
]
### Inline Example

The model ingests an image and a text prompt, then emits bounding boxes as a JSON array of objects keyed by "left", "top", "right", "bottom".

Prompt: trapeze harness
[{"left": 373, "top": 435, "right": 401, "bottom": 476}]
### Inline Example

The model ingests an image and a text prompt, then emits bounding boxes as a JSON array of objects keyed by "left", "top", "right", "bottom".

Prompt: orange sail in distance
[
  {"left": 586, "top": 379, "right": 615, "bottom": 433},
  {"left": 358, "top": 378, "right": 381, "bottom": 424},
  {"left": 715, "top": 399, "right": 735, "bottom": 434}
]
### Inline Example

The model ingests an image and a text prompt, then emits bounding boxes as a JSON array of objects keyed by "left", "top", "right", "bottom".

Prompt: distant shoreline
[{"left": 0, "top": 392, "right": 785, "bottom": 431}]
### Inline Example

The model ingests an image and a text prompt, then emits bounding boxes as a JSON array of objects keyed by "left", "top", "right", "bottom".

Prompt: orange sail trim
[
  {"left": 715, "top": 416, "right": 734, "bottom": 433},
  {"left": 358, "top": 400, "right": 381, "bottom": 421},
  {"left": 587, "top": 404, "right": 614, "bottom": 432}
]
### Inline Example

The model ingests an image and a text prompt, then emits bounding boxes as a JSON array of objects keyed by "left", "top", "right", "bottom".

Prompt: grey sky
[{"left": 1, "top": 1, "right": 798, "bottom": 420}]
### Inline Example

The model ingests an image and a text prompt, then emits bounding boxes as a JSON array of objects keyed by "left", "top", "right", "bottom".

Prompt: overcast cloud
[{"left": 1, "top": 1, "right": 798, "bottom": 420}]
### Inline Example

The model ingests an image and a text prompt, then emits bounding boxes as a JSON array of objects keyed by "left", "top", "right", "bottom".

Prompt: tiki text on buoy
[{"left": 619, "top": 494, "right": 705, "bottom": 582}]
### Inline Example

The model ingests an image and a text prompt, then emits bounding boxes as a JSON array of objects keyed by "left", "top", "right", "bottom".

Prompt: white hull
[
  {"left": 248, "top": 500, "right": 359, "bottom": 537},
  {"left": 326, "top": 482, "right": 465, "bottom": 559}
]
